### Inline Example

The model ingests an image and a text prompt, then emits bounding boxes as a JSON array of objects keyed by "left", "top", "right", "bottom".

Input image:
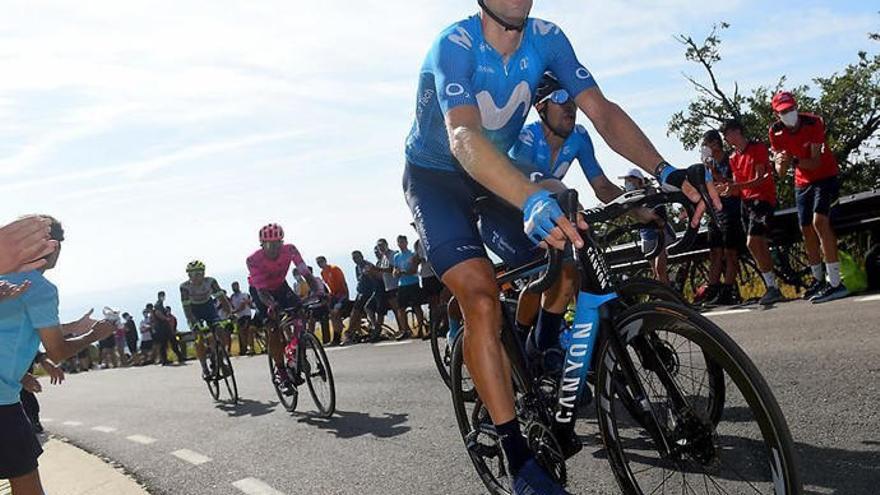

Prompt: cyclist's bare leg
[
  {"left": 268, "top": 325, "right": 285, "bottom": 368},
  {"left": 194, "top": 339, "right": 208, "bottom": 373},
  {"left": 443, "top": 258, "right": 515, "bottom": 424},
  {"left": 219, "top": 330, "right": 231, "bottom": 352},
  {"left": 516, "top": 262, "right": 577, "bottom": 336}
]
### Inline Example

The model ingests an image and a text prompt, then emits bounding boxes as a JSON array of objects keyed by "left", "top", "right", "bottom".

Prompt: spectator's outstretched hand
[
  {"left": 0, "top": 217, "right": 58, "bottom": 274},
  {"left": 0, "top": 279, "right": 31, "bottom": 302},
  {"left": 41, "top": 358, "right": 65, "bottom": 385},
  {"left": 21, "top": 373, "right": 42, "bottom": 394}
]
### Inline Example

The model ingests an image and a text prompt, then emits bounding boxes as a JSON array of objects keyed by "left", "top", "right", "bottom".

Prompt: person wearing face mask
[
  {"left": 720, "top": 119, "right": 784, "bottom": 306},
  {"left": 768, "top": 91, "right": 847, "bottom": 304},
  {"left": 701, "top": 130, "right": 743, "bottom": 305}
]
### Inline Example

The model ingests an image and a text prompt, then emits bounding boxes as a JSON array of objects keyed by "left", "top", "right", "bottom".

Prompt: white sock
[
  {"left": 761, "top": 272, "right": 777, "bottom": 289},
  {"left": 810, "top": 264, "right": 824, "bottom": 282},
  {"left": 826, "top": 262, "right": 841, "bottom": 288}
]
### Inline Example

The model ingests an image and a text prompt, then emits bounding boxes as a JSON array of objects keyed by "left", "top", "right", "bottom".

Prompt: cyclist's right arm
[
  {"left": 434, "top": 40, "right": 581, "bottom": 249},
  {"left": 179, "top": 285, "right": 197, "bottom": 329}
]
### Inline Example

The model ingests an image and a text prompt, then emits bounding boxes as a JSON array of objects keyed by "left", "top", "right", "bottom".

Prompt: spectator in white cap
[{"left": 620, "top": 168, "right": 676, "bottom": 285}]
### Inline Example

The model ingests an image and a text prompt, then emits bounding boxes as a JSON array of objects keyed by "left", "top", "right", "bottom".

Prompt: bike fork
[{"left": 603, "top": 316, "right": 678, "bottom": 457}]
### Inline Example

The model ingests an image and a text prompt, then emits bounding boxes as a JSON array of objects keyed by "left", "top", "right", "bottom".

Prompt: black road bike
[
  {"left": 194, "top": 320, "right": 238, "bottom": 404},
  {"left": 450, "top": 182, "right": 801, "bottom": 494},
  {"left": 266, "top": 298, "right": 336, "bottom": 417}
]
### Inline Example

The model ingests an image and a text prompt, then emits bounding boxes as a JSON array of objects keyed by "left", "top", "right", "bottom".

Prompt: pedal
[{"left": 465, "top": 430, "right": 502, "bottom": 459}]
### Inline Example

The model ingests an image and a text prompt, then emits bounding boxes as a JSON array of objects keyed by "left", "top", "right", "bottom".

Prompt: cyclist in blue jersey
[
  {"left": 506, "top": 72, "right": 662, "bottom": 378},
  {"left": 403, "top": 2, "right": 720, "bottom": 492}
]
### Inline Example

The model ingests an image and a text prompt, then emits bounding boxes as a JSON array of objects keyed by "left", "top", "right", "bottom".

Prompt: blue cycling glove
[{"left": 522, "top": 190, "right": 565, "bottom": 245}]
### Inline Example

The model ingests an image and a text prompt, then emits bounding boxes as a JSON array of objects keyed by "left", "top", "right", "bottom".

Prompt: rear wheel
[
  {"left": 596, "top": 302, "right": 801, "bottom": 494},
  {"left": 450, "top": 335, "right": 511, "bottom": 495},
  {"left": 301, "top": 332, "right": 336, "bottom": 417}
]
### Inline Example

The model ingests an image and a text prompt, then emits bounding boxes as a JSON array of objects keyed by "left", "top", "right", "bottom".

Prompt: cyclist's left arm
[
  {"left": 209, "top": 278, "right": 232, "bottom": 314},
  {"left": 288, "top": 245, "right": 324, "bottom": 295},
  {"left": 576, "top": 88, "right": 721, "bottom": 220}
]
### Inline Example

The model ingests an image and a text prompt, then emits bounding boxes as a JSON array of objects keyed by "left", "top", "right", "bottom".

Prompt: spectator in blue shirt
[
  {"left": 0, "top": 216, "right": 115, "bottom": 493},
  {"left": 393, "top": 235, "right": 425, "bottom": 339}
]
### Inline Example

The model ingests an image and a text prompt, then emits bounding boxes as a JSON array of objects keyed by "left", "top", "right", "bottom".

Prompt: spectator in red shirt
[
  {"left": 768, "top": 91, "right": 847, "bottom": 303},
  {"left": 719, "top": 119, "right": 783, "bottom": 306},
  {"left": 317, "top": 256, "right": 350, "bottom": 346}
]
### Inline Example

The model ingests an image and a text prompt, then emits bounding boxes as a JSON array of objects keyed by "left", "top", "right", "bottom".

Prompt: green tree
[{"left": 668, "top": 21, "right": 880, "bottom": 202}]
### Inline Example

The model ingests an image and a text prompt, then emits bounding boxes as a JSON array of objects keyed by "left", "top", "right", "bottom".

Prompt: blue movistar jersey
[
  {"left": 509, "top": 121, "right": 603, "bottom": 181},
  {"left": 405, "top": 15, "right": 598, "bottom": 172}
]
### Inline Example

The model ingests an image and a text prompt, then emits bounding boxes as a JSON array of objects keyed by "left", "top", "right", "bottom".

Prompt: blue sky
[{"left": 0, "top": 0, "right": 875, "bottom": 321}]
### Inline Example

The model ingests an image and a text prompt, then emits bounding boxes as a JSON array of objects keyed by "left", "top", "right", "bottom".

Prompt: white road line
[
  {"left": 91, "top": 426, "right": 117, "bottom": 433},
  {"left": 232, "top": 477, "right": 286, "bottom": 495},
  {"left": 324, "top": 346, "right": 353, "bottom": 352},
  {"left": 856, "top": 294, "right": 880, "bottom": 302},
  {"left": 171, "top": 449, "right": 211, "bottom": 465},
  {"left": 704, "top": 309, "right": 752, "bottom": 317},
  {"left": 41, "top": 418, "right": 54, "bottom": 423},
  {"left": 126, "top": 434, "right": 157, "bottom": 445},
  {"left": 62, "top": 421, "right": 82, "bottom": 426},
  {"left": 374, "top": 340, "right": 414, "bottom": 347}
]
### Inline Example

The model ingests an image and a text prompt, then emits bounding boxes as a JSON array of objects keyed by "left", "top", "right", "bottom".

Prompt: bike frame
[{"left": 493, "top": 190, "right": 704, "bottom": 458}]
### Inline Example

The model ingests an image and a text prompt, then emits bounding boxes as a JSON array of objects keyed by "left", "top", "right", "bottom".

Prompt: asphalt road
[{"left": 38, "top": 294, "right": 880, "bottom": 495}]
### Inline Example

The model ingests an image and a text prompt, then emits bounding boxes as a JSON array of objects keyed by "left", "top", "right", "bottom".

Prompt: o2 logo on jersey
[
  {"left": 576, "top": 67, "right": 592, "bottom": 80},
  {"left": 529, "top": 171, "right": 546, "bottom": 182},
  {"left": 445, "top": 83, "right": 466, "bottom": 97},
  {"left": 475, "top": 81, "right": 531, "bottom": 131}
]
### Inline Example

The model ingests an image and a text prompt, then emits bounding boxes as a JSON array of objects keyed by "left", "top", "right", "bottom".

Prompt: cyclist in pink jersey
[{"left": 246, "top": 223, "right": 323, "bottom": 394}]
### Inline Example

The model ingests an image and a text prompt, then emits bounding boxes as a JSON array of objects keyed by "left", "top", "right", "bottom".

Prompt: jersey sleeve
[
  {"left": 509, "top": 127, "right": 538, "bottom": 168},
  {"left": 432, "top": 26, "right": 478, "bottom": 114},
  {"left": 22, "top": 273, "right": 60, "bottom": 329},
  {"left": 209, "top": 278, "right": 224, "bottom": 298},
  {"left": 287, "top": 245, "right": 309, "bottom": 278},
  {"left": 533, "top": 20, "right": 598, "bottom": 98},
  {"left": 574, "top": 126, "right": 604, "bottom": 180},
  {"left": 179, "top": 283, "right": 192, "bottom": 307}
]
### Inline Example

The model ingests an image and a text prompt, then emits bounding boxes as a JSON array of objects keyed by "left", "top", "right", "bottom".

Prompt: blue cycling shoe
[{"left": 512, "top": 458, "right": 571, "bottom": 495}]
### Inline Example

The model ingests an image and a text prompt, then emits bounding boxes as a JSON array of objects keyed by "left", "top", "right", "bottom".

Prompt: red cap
[{"left": 771, "top": 91, "right": 797, "bottom": 113}]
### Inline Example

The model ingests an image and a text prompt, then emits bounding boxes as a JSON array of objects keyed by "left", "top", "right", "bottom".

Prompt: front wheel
[
  {"left": 596, "top": 301, "right": 801, "bottom": 494},
  {"left": 205, "top": 344, "right": 220, "bottom": 401},
  {"left": 301, "top": 332, "right": 336, "bottom": 417},
  {"left": 267, "top": 329, "right": 298, "bottom": 412},
  {"left": 217, "top": 343, "right": 238, "bottom": 404}
]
